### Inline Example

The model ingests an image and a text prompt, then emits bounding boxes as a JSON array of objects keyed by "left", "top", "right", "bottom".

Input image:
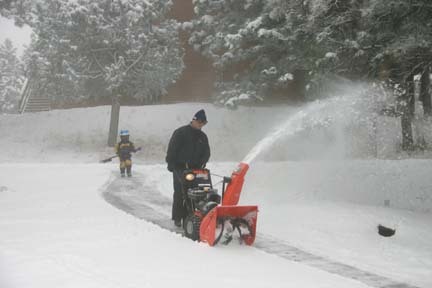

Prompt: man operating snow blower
[
  {"left": 165, "top": 110, "right": 258, "bottom": 246},
  {"left": 166, "top": 109, "right": 210, "bottom": 228}
]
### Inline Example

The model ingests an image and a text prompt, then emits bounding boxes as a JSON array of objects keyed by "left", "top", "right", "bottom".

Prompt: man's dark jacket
[{"left": 166, "top": 124, "right": 210, "bottom": 171}]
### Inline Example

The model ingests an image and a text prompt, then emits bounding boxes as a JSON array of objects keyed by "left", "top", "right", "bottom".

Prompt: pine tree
[
  {"left": 0, "top": 39, "right": 25, "bottom": 113},
  {"left": 366, "top": 0, "right": 432, "bottom": 150},
  {"left": 0, "top": 0, "right": 34, "bottom": 26},
  {"left": 24, "top": 0, "right": 184, "bottom": 107},
  {"left": 189, "top": 0, "right": 312, "bottom": 106}
]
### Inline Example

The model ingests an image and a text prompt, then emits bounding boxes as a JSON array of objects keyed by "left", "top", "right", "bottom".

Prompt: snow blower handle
[{"left": 221, "top": 176, "right": 232, "bottom": 201}]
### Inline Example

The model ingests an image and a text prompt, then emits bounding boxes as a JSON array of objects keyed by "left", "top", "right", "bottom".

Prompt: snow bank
[
  {"left": 0, "top": 103, "right": 296, "bottom": 163},
  {"left": 1, "top": 100, "right": 432, "bottom": 288},
  {"left": 0, "top": 100, "right": 411, "bottom": 163}
]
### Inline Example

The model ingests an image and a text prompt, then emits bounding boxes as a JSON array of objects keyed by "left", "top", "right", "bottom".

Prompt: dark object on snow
[{"left": 378, "top": 224, "right": 396, "bottom": 237}]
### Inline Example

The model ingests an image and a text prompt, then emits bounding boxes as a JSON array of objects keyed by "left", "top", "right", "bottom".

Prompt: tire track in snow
[
  {"left": 102, "top": 172, "right": 420, "bottom": 288},
  {"left": 102, "top": 172, "right": 183, "bottom": 235},
  {"left": 253, "top": 235, "right": 419, "bottom": 288}
]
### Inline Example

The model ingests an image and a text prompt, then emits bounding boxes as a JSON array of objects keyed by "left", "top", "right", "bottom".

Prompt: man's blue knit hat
[{"left": 193, "top": 109, "right": 207, "bottom": 123}]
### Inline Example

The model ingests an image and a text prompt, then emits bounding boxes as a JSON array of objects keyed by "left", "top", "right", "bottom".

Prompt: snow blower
[{"left": 180, "top": 162, "right": 258, "bottom": 246}]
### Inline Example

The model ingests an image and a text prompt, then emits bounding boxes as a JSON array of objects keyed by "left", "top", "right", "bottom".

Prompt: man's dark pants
[{"left": 172, "top": 169, "right": 185, "bottom": 222}]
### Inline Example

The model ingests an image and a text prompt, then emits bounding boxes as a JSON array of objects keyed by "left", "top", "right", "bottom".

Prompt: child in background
[{"left": 115, "top": 129, "right": 139, "bottom": 177}]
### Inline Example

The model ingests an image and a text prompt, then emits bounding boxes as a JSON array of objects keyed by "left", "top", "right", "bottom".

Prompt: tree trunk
[
  {"left": 401, "top": 114, "right": 413, "bottom": 150},
  {"left": 107, "top": 95, "right": 120, "bottom": 147},
  {"left": 420, "top": 66, "right": 431, "bottom": 116},
  {"left": 293, "top": 69, "right": 306, "bottom": 101},
  {"left": 401, "top": 77, "right": 414, "bottom": 151}
]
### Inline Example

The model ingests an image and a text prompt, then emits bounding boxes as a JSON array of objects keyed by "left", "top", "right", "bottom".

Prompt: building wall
[{"left": 162, "top": 0, "right": 216, "bottom": 103}]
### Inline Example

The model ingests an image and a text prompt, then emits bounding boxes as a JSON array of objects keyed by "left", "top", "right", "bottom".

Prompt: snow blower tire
[{"left": 183, "top": 214, "right": 201, "bottom": 241}]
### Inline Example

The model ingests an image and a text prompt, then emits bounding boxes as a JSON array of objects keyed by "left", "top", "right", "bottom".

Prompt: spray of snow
[{"left": 242, "top": 86, "right": 371, "bottom": 164}]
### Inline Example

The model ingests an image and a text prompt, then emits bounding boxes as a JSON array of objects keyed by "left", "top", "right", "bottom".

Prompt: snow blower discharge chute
[{"left": 180, "top": 162, "right": 258, "bottom": 246}]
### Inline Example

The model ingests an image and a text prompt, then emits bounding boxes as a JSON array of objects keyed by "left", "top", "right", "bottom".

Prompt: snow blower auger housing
[{"left": 181, "top": 163, "right": 258, "bottom": 246}]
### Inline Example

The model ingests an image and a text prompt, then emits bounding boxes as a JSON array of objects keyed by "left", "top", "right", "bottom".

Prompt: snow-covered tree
[
  {"left": 0, "top": 39, "right": 25, "bottom": 113},
  {"left": 366, "top": 0, "right": 432, "bottom": 149},
  {"left": 189, "top": 0, "right": 291, "bottom": 105},
  {"left": 0, "top": 0, "right": 36, "bottom": 26},
  {"left": 306, "top": 1, "right": 366, "bottom": 75},
  {"left": 189, "top": 0, "right": 431, "bottom": 137},
  {"left": 24, "top": 0, "right": 184, "bottom": 106},
  {"left": 188, "top": 0, "right": 341, "bottom": 106},
  {"left": 366, "top": 1, "right": 432, "bottom": 79}
]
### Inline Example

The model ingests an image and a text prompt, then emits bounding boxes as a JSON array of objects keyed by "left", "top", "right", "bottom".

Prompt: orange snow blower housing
[{"left": 181, "top": 162, "right": 258, "bottom": 246}]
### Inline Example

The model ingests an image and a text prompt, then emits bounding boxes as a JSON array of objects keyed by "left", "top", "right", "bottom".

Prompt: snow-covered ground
[{"left": 1, "top": 99, "right": 431, "bottom": 288}]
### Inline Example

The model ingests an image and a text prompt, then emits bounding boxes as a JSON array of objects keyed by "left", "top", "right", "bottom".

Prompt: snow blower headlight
[{"left": 185, "top": 173, "right": 195, "bottom": 181}]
